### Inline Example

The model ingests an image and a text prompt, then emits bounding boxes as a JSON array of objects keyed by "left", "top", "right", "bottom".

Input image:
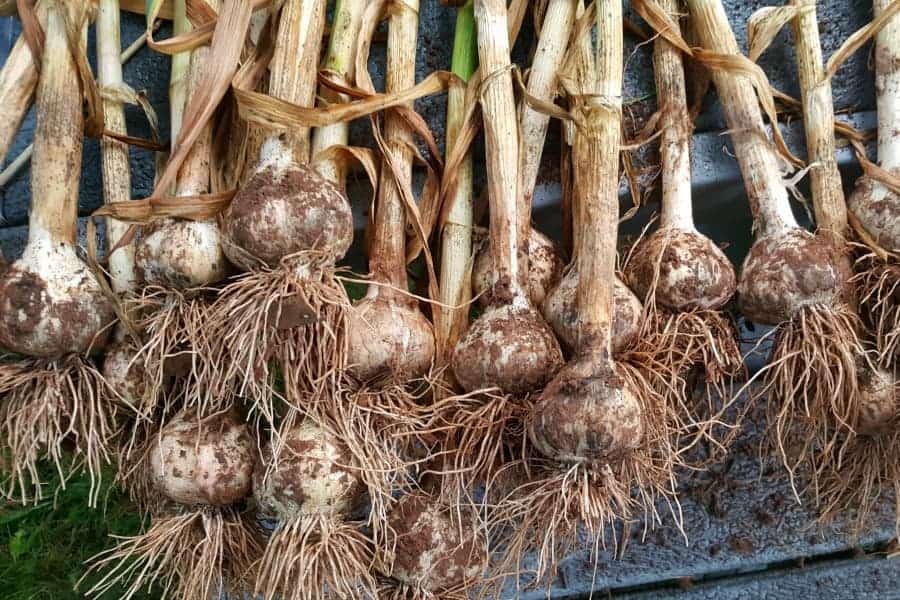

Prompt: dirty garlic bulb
[{"left": 149, "top": 410, "right": 255, "bottom": 507}]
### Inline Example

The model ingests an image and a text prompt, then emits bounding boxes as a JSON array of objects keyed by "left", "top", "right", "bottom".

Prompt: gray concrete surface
[{"left": 1, "top": 2, "right": 896, "bottom": 598}]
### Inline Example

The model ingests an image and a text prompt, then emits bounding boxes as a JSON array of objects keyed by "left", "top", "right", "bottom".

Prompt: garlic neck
[
  {"left": 653, "top": 0, "right": 696, "bottom": 232},
  {"left": 687, "top": 0, "right": 798, "bottom": 238},
  {"left": 257, "top": 135, "right": 295, "bottom": 173}
]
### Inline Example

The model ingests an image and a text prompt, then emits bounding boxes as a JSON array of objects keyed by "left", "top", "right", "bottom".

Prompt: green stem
[
  {"left": 323, "top": 0, "right": 350, "bottom": 72},
  {"left": 438, "top": 0, "right": 479, "bottom": 355},
  {"left": 311, "top": 0, "right": 367, "bottom": 184},
  {"left": 451, "top": 1, "right": 478, "bottom": 82}
]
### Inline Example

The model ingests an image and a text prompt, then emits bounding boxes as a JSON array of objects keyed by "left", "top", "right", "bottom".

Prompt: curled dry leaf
[
  {"left": 634, "top": 1, "right": 802, "bottom": 168},
  {"left": 692, "top": 48, "right": 802, "bottom": 167},
  {"left": 234, "top": 69, "right": 460, "bottom": 131},
  {"left": 93, "top": 191, "right": 235, "bottom": 224},
  {"left": 630, "top": 0, "right": 694, "bottom": 56},
  {"left": 153, "top": 0, "right": 254, "bottom": 197},
  {"left": 824, "top": 0, "right": 900, "bottom": 80},
  {"left": 311, "top": 144, "right": 381, "bottom": 209},
  {"left": 143, "top": 0, "right": 246, "bottom": 54},
  {"left": 747, "top": 5, "right": 806, "bottom": 63},
  {"left": 15, "top": 0, "right": 45, "bottom": 68}
]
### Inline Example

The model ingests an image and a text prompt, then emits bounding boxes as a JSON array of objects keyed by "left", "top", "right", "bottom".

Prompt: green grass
[{"left": 0, "top": 467, "right": 157, "bottom": 600}]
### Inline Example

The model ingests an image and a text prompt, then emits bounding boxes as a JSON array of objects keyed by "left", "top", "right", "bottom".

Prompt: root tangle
[
  {"left": 0, "top": 356, "right": 124, "bottom": 506},
  {"left": 83, "top": 508, "right": 261, "bottom": 600},
  {"left": 252, "top": 515, "right": 377, "bottom": 600}
]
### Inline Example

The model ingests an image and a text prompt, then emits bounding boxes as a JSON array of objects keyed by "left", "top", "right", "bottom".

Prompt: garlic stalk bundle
[
  {"left": 624, "top": 0, "right": 736, "bottom": 311},
  {"left": 251, "top": 420, "right": 377, "bottom": 600},
  {"left": 622, "top": 0, "right": 741, "bottom": 430},
  {"left": 120, "top": 0, "right": 229, "bottom": 416},
  {"left": 687, "top": 0, "right": 865, "bottom": 492},
  {"left": 787, "top": 0, "right": 900, "bottom": 538},
  {"left": 346, "top": 0, "right": 434, "bottom": 385},
  {"left": 469, "top": 0, "right": 569, "bottom": 310},
  {"left": 494, "top": 1, "right": 685, "bottom": 582},
  {"left": 450, "top": 0, "right": 564, "bottom": 397},
  {"left": 0, "top": 0, "right": 119, "bottom": 505},
  {"left": 208, "top": 0, "right": 353, "bottom": 419},
  {"left": 332, "top": 0, "right": 437, "bottom": 532},
  {"left": 135, "top": 9, "right": 226, "bottom": 293},
  {"left": 440, "top": 0, "right": 565, "bottom": 505},
  {"left": 84, "top": 410, "right": 261, "bottom": 599},
  {"left": 850, "top": 0, "right": 900, "bottom": 362},
  {"left": 540, "top": 1, "right": 644, "bottom": 356}
]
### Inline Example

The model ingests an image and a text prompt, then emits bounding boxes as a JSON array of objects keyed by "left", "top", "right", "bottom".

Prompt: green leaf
[
  {"left": 0, "top": 503, "right": 49, "bottom": 527},
  {"left": 8, "top": 529, "right": 28, "bottom": 561}
]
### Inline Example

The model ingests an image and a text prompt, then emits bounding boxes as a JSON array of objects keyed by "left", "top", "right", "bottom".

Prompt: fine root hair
[
  {"left": 853, "top": 253, "right": 900, "bottom": 364},
  {"left": 126, "top": 285, "right": 217, "bottom": 416},
  {"left": 637, "top": 308, "right": 744, "bottom": 401},
  {"left": 325, "top": 379, "right": 435, "bottom": 542},
  {"left": 752, "top": 303, "right": 867, "bottom": 498},
  {"left": 205, "top": 252, "right": 351, "bottom": 426},
  {"left": 0, "top": 355, "right": 125, "bottom": 506},
  {"left": 631, "top": 308, "right": 745, "bottom": 461},
  {"left": 425, "top": 388, "right": 533, "bottom": 511},
  {"left": 252, "top": 514, "right": 377, "bottom": 600},
  {"left": 487, "top": 461, "right": 633, "bottom": 593},
  {"left": 375, "top": 579, "right": 473, "bottom": 600},
  {"left": 813, "top": 428, "right": 900, "bottom": 540},
  {"left": 82, "top": 507, "right": 262, "bottom": 600}
]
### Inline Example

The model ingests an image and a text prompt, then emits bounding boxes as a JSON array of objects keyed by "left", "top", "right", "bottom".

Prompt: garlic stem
[
  {"left": 438, "top": 0, "right": 478, "bottom": 350},
  {"left": 0, "top": 2, "right": 44, "bottom": 165},
  {"left": 369, "top": 0, "right": 420, "bottom": 292},
  {"left": 311, "top": 0, "right": 367, "bottom": 186},
  {"left": 98, "top": 0, "right": 136, "bottom": 294},
  {"left": 0, "top": 25, "right": 148, "bottom": 190},
  {"left": 30, "top": 0, "right": 85, "bottom": 246},
  {"left": 0, "top": 146, "right": 31, "bottom": 188},
  {"left": 169, "top": 0, "right": 190, "bottom": 149},
  {"left": 687, "top": 0, "right": 797, "bottom": 236},
  {"left": 876, "top": 0, "right": 900, "bottom": 171},
  {"left": 518, "top": 0, "right": 577, "bottom": 242},
  {"left": 790, "top": 0, "right": 846, "bottom": 237},
  {"left": 474, "top": 0, "right": 524, "bottom": 300},
  {"left": 568, "top": 0, "right": 594, "bottom": 259},
  {"left": 654, "top": 0, "right": 694, "bottom": 231},
  {"left": 574, "top": 0, "right": 621, "bottom": 356},
  {"left": 175, "top": 1, "right": 218, "bottom": 199},
  {"left": 265, "top": 0, "right": 327, "bottom": 165}
]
